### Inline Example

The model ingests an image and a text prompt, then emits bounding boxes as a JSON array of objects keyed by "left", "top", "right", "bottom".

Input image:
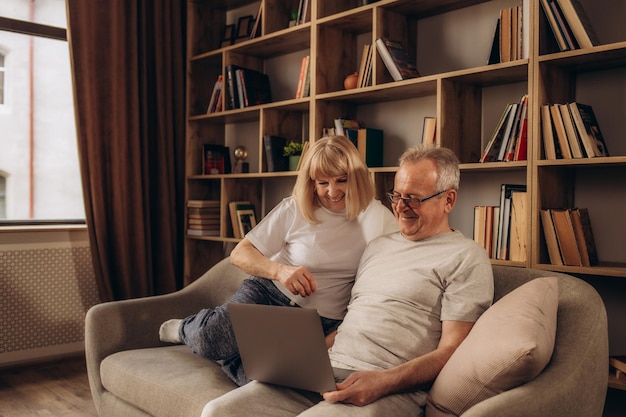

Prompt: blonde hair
[{"left": 292, "top": 136, "right": 374, "bottom": 223}]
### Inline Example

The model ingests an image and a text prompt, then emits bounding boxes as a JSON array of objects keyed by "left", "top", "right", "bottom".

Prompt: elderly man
[{"left": 202, "top": 144, "right": 494, "bottom": 417}]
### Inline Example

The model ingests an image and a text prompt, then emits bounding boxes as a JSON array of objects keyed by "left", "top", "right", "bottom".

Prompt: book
[
  {"left": 551, "top": 208, "right": 583, "bottom": 266},
  {"left": 202, "top": 144, "right": 231, "bottom": 174},
  {"left": 539, "top": 0, "right": 570, "bottom": 51},
  {"left": 522, "top": 0, "right": 530, "bottom": 59},
  {"left": 496, "top": 102, "right": 519, "bottom": 161},
  {"left": 508, "top": 191, "right": 528, "bottom": 262},
  {"left": 490, "top": 206, "right": 500, "bottom": 259},
  {"left": 225, "top": 64, "right": 245, "bottom": 110},
  {"left": 473, "top": 205, "right": 488, "bottom": 252},
  {"left": 569, "top": 207, "right": 598, "bottom": 266},
  {"left": 249, "top": 2, "right": 263, "bottom": 39},
  {"left": 187, "top": 229, "right": 220, "bottom": 237},
  {"left": 357, "top": 128, "right": 384, "bottom": 167},
  {"left": 297, "top": 0, "right": 310, "bottom": 25},
  {"left": 207, "top": 75, "right": 223, "bottom": 114},
  {"left": 360, "top": 42, "right": 374, "bottom": 88},
  {"left": 487, "top": 18, "right": 501, "bottom": 65},
  {"left": 496, "top": 184, "right": 526, "bottom": 260},
  {"left": 558, "top": 103, "right": 584, "bottom": 158},
  {"left": 480, "top": 103, "right": 513, "bottom": 163},
  {"left": 513, "top": 97, "right": 528, "bottom": 161},
  {"left": 541, "top": 104, "right": 558, "bottom": 159},
  {"left": 421, "top": 117, "right": 437, "bottom": 146},
  {"left": 229, "top": 201, "right": 251, "bottom": 238},
  {"left": 473, "top": 205, "right": 498, "bottom": 258},
  {"left": 295, "top": 55, "right": 310, "bottom": 99},
  {"left": 554, "top": 0, "right": 599, "bottom": 49},
  {"left": 540, "top": 209, "right": 563, "bottom": 265},
  {"left": 499, "top": 7, "right": 512, "bottom": 62},
  {"left": 187, "top": 200, "right": 220, "bottom": 237},
  {"left": 263, "top": 135, "right": 289, "bottom": 172},
  {"left": 238, "top": 68, "right": 272, "bottom": 107},
  {"left": 301, "top": 56, "right": 312, "bottom": 97},
  {"left": 549, "top": 104, "right": 573, "bottom": 158},
  {"left": 568, "top": 102, "right": 610, "bottom": 157},
  {"left": 375, "top": 37, "right": 420, "bottom": 82},
  {"left": 504, "top": 95, "right": 528, "bottom": 161},
  {"left": 334, "top": 118, "right": 361, "bottom": 137},
  {"left": 356, "top": 44, "right": 370, "bottom": 89},
  {"left": 550, "top": 0, "right": 579, "bottom": 50}
]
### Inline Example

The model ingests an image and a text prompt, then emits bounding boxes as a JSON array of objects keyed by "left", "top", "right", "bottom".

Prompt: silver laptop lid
[{"left": 228, "top": 303, "right": 337, "bottom": 393}]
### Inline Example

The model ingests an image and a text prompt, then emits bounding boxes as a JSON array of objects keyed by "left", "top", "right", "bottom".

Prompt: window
[
  {"left": 0, "top": 1, "right": 84, "bottom": 222},
  {"left": 0, "top": 52, "right": 5, "bottom": 105}
]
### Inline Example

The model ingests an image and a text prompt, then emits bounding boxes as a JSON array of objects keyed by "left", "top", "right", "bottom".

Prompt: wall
[{"left": 0, "top": 228, "right": 100, "bottom": 367}]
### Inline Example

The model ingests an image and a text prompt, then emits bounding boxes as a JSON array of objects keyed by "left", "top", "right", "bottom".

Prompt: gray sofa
[{"left": 85, "top": 258, "right": 609, "bottom": 417}]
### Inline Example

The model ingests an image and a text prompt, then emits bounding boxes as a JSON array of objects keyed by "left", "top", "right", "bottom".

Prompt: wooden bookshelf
[{"left": 184, "top": 0, "right": 626, "bottom": 289}]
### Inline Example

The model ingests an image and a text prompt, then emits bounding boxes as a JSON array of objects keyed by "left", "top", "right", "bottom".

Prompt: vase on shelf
[{"left": 289, "top": 155, "right": 300, "bottom": 171}]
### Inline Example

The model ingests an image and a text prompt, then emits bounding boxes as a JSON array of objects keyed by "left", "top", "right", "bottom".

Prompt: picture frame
[
  {"left": 235, "top": 15, "right": 254, "bottom": 41},
  {"left": 220, "top": 24, "right": 236, "bottom": 47},
  {"left": 202, "top": 144, "right": 231, "bottom": 175},
  {"left": 236, "top": 207, "right": 257, "bottom": 237}
]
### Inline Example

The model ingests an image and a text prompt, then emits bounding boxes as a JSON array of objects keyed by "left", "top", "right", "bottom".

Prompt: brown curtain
[{"left": 67, "top": 0, "right": 186, "bottom": 301}]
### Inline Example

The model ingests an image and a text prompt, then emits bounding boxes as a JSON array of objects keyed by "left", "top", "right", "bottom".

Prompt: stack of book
[
  {"left": 539, "top": 0, "right": 599, "bottom": 51},
  {"left": 541, "top": 102, "right": 609, "bottom": 159},
  {"left": 356, "top": 43, "right": 374, "bottom": 88},
  {"left": 540, "top": 207, "right": 598, "bottom": 266},
  {"left": 206, "top": 75, "right": 223, "bottom": 114},
  {"left": 295, "top": 55, "right": 311, "bottom": 99},
  {"left": 479, "top": 95, "right": 528, "bottom": 163},
  {"left": 375, "top": 37, "right": 420, "bottom": 82},
  {"left": 294, "top": 0, "right": 310, "bottom": 25},
  {"left": 473, "top": 184, "right": 527, "bottom": 261},
  {"left": 489, "top": 2, "right": 529, "bottom": 64},
  {"left": 225, "top": 64, "right": 272, "bottom": 110},
  {"left": 330, "top": 118, "right": 383, "bottom": 168},
  {"left": 187, "top": 200, "right": 220, "bottom": 237}
]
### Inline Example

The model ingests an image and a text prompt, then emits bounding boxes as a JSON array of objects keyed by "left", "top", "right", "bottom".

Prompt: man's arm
[{"left": 322, "top": 320, "right": 473, "bottom": 406}]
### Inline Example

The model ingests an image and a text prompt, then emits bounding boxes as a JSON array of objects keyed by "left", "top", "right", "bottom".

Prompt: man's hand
[{"left": 322, "top": 371, "right": 390, "bottom": 406}]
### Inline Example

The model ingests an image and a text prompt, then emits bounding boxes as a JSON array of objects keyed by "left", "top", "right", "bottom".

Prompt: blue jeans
[{"left": 179, "top": 276, "right": 341, "bottom": 386}]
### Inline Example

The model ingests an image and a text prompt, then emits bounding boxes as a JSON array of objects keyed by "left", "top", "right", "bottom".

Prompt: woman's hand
[{"left": 276, "top": 264, "right": 317, "bottom": 297}]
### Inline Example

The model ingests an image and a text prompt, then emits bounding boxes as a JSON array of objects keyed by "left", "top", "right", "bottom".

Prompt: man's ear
[{"left": 444, "top": 189, "right": 457, "bottom": 212}]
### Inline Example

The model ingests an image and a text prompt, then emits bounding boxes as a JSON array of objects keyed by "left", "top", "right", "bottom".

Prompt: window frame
[{"left": 0, "top": 15, "right": 85, "bottom": 227}]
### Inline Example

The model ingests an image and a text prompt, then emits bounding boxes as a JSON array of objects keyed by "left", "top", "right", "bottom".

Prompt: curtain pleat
[{"left": 67, "top": 0, "right": 186, "bottom": 301}]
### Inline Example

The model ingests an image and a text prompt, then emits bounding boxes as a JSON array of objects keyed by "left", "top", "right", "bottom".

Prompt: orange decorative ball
[{"left": 344, "top": 72, "right": 359, "bottom": 90}]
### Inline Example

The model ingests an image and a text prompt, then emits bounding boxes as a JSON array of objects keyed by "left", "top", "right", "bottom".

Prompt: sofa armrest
[
  {"left": 461, "top": 271, "right": 609, "bottom": 417},
  {"left": 85, "top": 257, "right": 247, "bottom": 411}
]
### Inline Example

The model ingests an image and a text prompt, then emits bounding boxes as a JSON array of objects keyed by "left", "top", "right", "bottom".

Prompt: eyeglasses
[{"left": 387, "top": 189, "right": 447, "bottom": 208}]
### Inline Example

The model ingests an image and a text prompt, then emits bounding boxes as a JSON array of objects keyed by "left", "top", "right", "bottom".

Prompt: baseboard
[{"left": 0, "top": 341, "right": 85, "bottom": 369}]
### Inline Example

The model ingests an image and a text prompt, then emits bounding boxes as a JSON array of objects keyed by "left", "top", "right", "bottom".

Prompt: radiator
[{"left": 0, "top": 230, "right": 100, "bottom": 366}]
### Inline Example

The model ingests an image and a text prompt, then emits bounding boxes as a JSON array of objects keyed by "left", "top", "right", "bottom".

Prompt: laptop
[{"left": 228, "top": 303, "right": 338, "bottom": 393}]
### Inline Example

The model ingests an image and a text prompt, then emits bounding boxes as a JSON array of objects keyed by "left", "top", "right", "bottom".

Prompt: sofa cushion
[
  {"left": 101, "top": 345, "right": 237, "bottom": 417},
  {"left": 426, "top": 277, "right": 558, "bottom": 417}
]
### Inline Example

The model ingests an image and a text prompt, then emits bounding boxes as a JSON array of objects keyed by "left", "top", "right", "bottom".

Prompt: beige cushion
[{"left": 426, "top": 277, "right": 558, "bottom": 417}]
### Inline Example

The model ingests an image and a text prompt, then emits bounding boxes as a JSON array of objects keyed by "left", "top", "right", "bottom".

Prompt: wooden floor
[
  {"left": 0, "top": 355, "right": 97, "bottom": 417},
  {"left": 0, "top": 355, "right": 625, "bottom": 417}
]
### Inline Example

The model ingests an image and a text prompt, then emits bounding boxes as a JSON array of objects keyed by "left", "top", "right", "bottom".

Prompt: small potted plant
[
  {"left": 283, "top": 141, "right": 305, "bottom": 170},
  {"left": 288, "top": 10, "right": 299, "bottom": 27}
]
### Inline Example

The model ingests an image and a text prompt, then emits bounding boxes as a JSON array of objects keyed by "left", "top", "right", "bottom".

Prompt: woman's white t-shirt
[{"left": 245, "top": 197, "right": 398, "bottom": 319}]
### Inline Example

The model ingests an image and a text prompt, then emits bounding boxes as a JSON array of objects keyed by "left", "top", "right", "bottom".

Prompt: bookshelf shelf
[{"left": 185, "top": 0, "right": 626, "bottom": 288}]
